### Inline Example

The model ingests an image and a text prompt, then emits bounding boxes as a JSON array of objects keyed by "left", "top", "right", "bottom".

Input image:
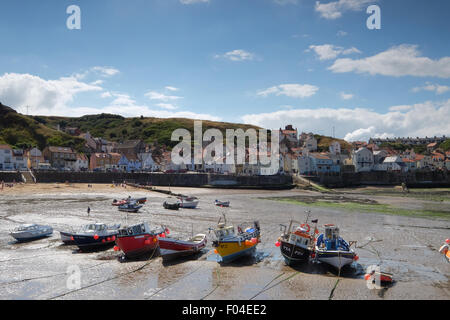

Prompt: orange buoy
[{"left": 214, "top": 249, "right": 218, "bottom": 254}]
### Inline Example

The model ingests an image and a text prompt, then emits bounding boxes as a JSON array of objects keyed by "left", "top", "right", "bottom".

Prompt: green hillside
[{"left": 0, "top": 103, "right": 85, "bottom": 151}]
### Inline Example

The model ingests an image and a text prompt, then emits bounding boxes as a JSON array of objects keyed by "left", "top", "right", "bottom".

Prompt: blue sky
[{"left": 0, "top": 0, "right": 449, "bottom": 141}]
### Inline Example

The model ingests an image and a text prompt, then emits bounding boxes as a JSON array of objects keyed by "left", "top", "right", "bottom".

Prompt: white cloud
[
  {"left": 241, "top": 99, "right": 450, "bottom": 142},
  {"left": 100, "top": 91, "right": 112, "bottom": 98},
  {"left": 215, "top": 49, "right": 255, "bottom": 62},
  {"left": 308, "top": 44, "right": 361, "bottom": 61},
  {"left": 0, "top": 73, "right": 102, "bottom": 114},
  {"left": 340, "top": 92, "right": 354, "bottom": 100},
  {"left": 145, "top": 90, "right": 183, "bottom": 102},
  {"left": 165, "top": 86, "right": 179, "bottom": 92},
  {"left": 257, "top": 84, "right": 319, "bottom": 99},
  {"left": 90, "top": 66, "right": 120, "bottom": 77},
  {"left": 329, "top": 45, "right": 450, "bottom": 78},
  {"left": 337, "top": 30, "right": 347, "bottom": 37},
  {"left": 315, "top": 0, "right": 376, "bottom": 20},
  {"left": 412, "top": 82, "right": 450, "bottom": 95},
  {"left": 180, "top": 0, "right": 209, "bottom": 4}
]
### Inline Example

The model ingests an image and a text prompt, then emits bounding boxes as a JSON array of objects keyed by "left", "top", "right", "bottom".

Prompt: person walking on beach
[{"left": 87, "top": 206, "right": 91, "bottom": 217}]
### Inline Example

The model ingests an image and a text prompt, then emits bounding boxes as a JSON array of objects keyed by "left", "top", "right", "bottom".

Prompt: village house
[
  {"left": 329, "top": 141, "right": 341, "bottom": 155},
  {"left": 118, "top": 154, "right": 142, "bottom": 172},
  {"left": 351, "top": 147, "right": 374, "bottom": 172},
  {"left": 42, "top": 146, "right": 77, "bottom": 170},
  {"left": 26, "top": 148, "right": 47, "bottom": 170},
  {"left": 301, "top": 134, "right": 318, "bottom": 152},
  {"left": 139, "top": 151, "right": 160, "bottom": 172},
  {"left": 74, "top": 154, "right": 89, "bottom": 171},
  {"left": 0, "top": 144, "right": 13, "bottom": 171},
  {"left": 402, "top": 158, "right": 417, "bottom": 171},
  {"left": 431, "top": 152, "right": 445, "bottom": 170},
  {"left": 383, "top": 156, "right": 405, "bottom": 172},
  {"left": 114, "top": 140, "right": 147, "bottom": 158},
  {"left": 278, "top": 125, "right": 299, "bottom": 146},
  {"left": 89, "top": 153, "right": 121, "bottom": 171}
]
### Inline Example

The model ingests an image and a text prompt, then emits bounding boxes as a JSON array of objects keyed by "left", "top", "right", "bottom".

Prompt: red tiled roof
[{"left": 0, "top": 144, "right": 12, "bottom": 150}]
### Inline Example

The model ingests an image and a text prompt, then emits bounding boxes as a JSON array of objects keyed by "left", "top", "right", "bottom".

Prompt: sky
[{"left": 0, "top": 0, "right": 449, "bottom": 142}]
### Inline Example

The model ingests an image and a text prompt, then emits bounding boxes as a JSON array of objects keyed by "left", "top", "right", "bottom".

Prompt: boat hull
[
  {"left": 280, "top": 241, "right": 311, "bottom": 265},
  {"left": 215, "top": 241, "right": 256, "bottom": 263},
  {"left": 73, "top": 234, "right": 117, "bottom": 251},
  {"left": 11, "top": 231, "right": 53, "bottom": 242},
  {"left": 316, "top": 250, "right": 355, "bottom": 270},
  {"left": 115, "top": 234, "right": 159, "bottom": 259},
  {"left": 159, "top": 236, "right": 206, "bottom": 260},
  {"left": 60, "top": 231, "right": 75, "bottom": 245},
  {"left": 178, "top": 201, "right": 199, "bottom": 209}
]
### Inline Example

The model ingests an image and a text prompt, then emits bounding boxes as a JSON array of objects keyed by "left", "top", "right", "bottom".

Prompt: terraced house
[{"left": 43, "top": 146, "right": 77, "bottom": 170}]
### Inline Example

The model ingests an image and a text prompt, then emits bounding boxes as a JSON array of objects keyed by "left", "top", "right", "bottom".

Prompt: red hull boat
[
  {"left": 115, "top": 223, "right": 164, "bottom": 259},
  {"left": 159, "top": 234, "right": 207, "bottom": 260}
]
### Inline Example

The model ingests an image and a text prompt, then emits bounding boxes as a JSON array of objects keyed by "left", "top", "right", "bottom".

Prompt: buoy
[
  {"left": 94, "top": 234, "right": 99, "bottom": 240},
  {"left": 275, "top": 242, "right": 281, "bottom": 247},
  {"left": 111, "top": 236, "right": 116, "bottom": 241},
  {"left": 114, "top": 246, "right": 119, "bottom": 251},
  {"left": 160, "top": 233, "right": 166, "bottom": 238},
  {"left": 70, "top": 236, "right": 74, "bottom": 241},
  {"left": 107, "top": 237, "right": 111, "bottom": 241},
  {"left": 354, "top": 255, "right": 359, "bottom": 261},
  {"left": 311, "top": 253, "right": 316, "bottom": 259},
  {"left": 153, "top": 238, "right": 158, "bottom": 242},
  {"left": 214, "top": 249, "right": 218, "bottom": 254},
  {"left": 251, "top": 238, "right": 257, "bottom": 244},
  {"left": 364, "top": 274, "right": 371, "bottom": 281},
  {"left": 165, "top": 228, "right": 170, "bottom": 234}
]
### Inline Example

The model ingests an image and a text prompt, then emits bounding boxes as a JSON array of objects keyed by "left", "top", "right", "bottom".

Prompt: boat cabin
[
  {"left": 15, "top": 224, "right": 39, "bottom": 232},
  {"left": 323, "top": 224, "right": 340, "bottom": 250},
  {"left": 215, "top": 223, "right": 235, "bottom": 240},
  {"left": 118, "top": 223, "right": 149, "bottom": 236},
  {"left": 289, "top": 226, "right": 311, "bottom": 248},
  {"left": 82, "top": 223, "right": 107, "bottom": 233}
]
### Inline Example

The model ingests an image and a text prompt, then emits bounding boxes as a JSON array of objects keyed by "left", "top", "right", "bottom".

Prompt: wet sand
[{"left": 0, "top": 183, "right": 449, "bottom": 300}]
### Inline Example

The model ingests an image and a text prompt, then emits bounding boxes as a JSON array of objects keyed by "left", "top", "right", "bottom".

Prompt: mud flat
[{"left": 0, "top": 184, "right": 449, "bottom": 300}]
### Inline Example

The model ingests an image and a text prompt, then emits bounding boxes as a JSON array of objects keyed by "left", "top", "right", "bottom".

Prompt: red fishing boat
[
  {"left": 158, "top": 233, "right": 207, "bottom": 260},
  {"left": 115, "top": 222, "right": 165, "bottom": 259}
]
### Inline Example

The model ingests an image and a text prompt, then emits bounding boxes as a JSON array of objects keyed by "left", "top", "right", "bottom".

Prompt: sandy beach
[{"left": 0, "top": 183, "right": 449, "bottom": 300}]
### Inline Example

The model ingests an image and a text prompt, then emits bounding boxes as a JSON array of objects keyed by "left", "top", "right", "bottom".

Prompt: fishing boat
[
  {"left": 211, "top": 214, "right": 260, "bottom": 263},
  {"left": 314, "top": 224, "right": 358, "bottom": 271},
  {"left": 163, "top": 200, "right": 180, "bottom": 210},
  {"left": 177, "top": 196, "right": 199, "bottom": 209},
  {"left": 10, "top": 224, "right": 53, "bottom": 242},
  {"left": 118, "top": 202, "right": 143, "bottom": 213},
  {"left": 278, "top": 213, "right": 318, "bottom": 266},
  {"left": 112, "top": 199, "right": 128, "bottom": 206},
  {"left": 72, "top": 223, "right": 121, "bottom": 251},
  {"left": 215, "top": 200, "right": 230, "bottom": 207},
  {"left": 115, "top": 222, "right": 164, "bottom": 259},
  {"left": 159, "top": 233, "right": 207, "bottom": 260},
  {"left": 135, "top": 197, "right": 147, "bottom": 204}
]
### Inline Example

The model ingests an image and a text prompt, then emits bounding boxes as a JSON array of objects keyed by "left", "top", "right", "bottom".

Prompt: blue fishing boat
[{"left": 314, "top": 224, "right": 358, "bottom": 271}]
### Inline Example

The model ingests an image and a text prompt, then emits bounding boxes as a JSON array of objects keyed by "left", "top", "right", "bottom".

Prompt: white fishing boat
[
  {"left": 215, "top": 200, "right": 230, "bottom": 207},
  {"left": 177, "top": 196, "right": 199, "bottom": 209},
  {"left": 314, "top": 224, "right": 358, "bottom": 271},
  {"left": 10, "top": 224, "right": 53, "bottom": 242}
]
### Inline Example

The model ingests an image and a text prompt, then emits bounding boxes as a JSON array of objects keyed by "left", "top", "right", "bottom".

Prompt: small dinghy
[
  {"left": 177, "top": 196, "right": 199, "bottom": 209},
  {"left": 163, "top": 201, "right": 180, "bottom": 210},
  {"left": 365, "top": 270, "right": 394, "bottom": 284},
  {"left": 118, "top": 202, "right": 143, "bottom": 213},
  {"left": 10, "top": 224, "right": 53, "bottom": 242},
  {"left": 72, "top": 223, "right": 120, "bottom": 251},
  {"left": 314, "top": 224, "right": 358, "bottom": 271},
  {"left": 215, "top": 200, "right": 230, "bottom": 207},
  {"left": 112, "top": 199, "right": 128, "bottom": 206},
  {"left": 159, "top": 233, "right": 207, "bottom": 260}
]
